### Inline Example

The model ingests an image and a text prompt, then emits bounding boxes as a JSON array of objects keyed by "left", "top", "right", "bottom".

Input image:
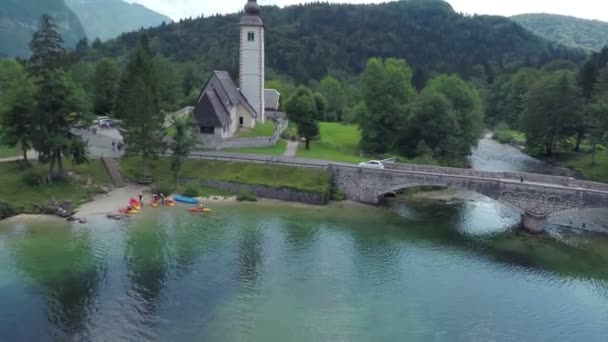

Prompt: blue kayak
[{"left": 174, "top": 195, "right": 199, "bottom": 204}]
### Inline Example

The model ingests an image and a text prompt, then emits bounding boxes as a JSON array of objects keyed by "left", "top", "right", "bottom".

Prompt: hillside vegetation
[
  {"left": 65, "top": 0, "right": 171, "bottom": 41},
  {"left": 0, "top": 0, "right": 86, "bottom": 57},
  {"left": 91, "top": 0, "right": 584, "bottom": 82},
  {"left": 512, "top": 13, "right": 608, "bottom": 51}
]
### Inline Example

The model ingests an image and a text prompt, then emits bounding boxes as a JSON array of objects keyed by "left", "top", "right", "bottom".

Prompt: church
[{"left": 193, "top": 0, "right": 280, "bottom": 143}]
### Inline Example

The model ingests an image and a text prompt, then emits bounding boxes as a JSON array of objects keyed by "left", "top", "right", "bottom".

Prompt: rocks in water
[
  {"left": 106, "top": 213, "right": 125, "bottom": 220},
  {"left": 66, "top": 216, "right": 88, "bottom": 224}
]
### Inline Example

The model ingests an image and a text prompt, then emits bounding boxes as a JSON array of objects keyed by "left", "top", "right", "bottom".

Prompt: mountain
[
  {"left": 65, "top": 0, "right": 171, "bottom": 41},
  {"left": 512, "top": 13, "right": 608, "bottom": 51},
  {"left": 0, "top": 0, "right": 86, "bottom": 57},
  {"left": 92, "top": 0, "right": 584, "bottom": 82}
]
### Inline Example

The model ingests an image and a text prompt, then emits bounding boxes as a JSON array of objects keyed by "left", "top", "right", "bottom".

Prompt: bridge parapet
[
  {"left": 331, "top": 164, "right": 608, "bottom": 217},
  {"left": 384, "top": 162, "right": 608, "bottom": 192}
]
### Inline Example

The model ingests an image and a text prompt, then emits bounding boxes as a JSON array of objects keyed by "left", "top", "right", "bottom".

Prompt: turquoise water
[{"left": 1, "top": 200, "right": 608, "bottom": 341}]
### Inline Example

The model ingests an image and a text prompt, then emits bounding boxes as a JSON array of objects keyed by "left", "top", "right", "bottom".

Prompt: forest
[{"left": 1, "top": 0, "right": 607, "bottom": 174}]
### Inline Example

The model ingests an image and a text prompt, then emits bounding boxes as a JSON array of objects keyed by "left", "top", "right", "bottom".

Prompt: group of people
[
  {"left": 111, "top": 141, "right": 124, "bottom": 152},
  {"left": 152, "top": 192, "right": 166, "bottom": 205}
]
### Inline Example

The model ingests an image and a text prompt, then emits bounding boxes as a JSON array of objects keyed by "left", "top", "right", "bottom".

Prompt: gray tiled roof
[
  {"left": 264, "top": 89, "right": 280, "bottom": 110},
  {"left": 193, "top": 90, "right": 230, "bottom": 127},
  {"left": 240, "top": 15, "right": 263, "bottom": 26},
  {"left": 193, "top": 70, "right": 257, "bottom": 128}
]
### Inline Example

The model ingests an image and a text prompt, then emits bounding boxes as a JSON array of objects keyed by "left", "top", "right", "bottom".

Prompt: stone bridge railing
[
  {"left": 383, "top": 163, "right": 608, "bottom": 192},
  {"left": 330, "top": 164, "right": 608, "bottom": 218}
]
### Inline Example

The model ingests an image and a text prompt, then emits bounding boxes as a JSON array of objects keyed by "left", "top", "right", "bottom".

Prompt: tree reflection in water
[{"left": 10, "top": 227, "right": 106, "bottom": 340}]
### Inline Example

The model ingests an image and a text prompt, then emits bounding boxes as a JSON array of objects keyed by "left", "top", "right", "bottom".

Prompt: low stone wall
[
  {"left": 197, "top": 119, "right": 289, "bottom": 150},
  {"left": 218, "top": 136, "right": 277, "bottom": 149},
  {"left": 181, "top": 178, "right": 328, "bottom": 205}
]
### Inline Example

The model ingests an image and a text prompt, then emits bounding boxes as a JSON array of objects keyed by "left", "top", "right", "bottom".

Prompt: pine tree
[
  {"left": 115, "top": 35, "right": 165, "bottom": 179},
  {"left": 27, "top": 15, "right": 88, "bottom": 179},
  {"left": 93, "top": 58, "right": 120, "bottom": 115},
  {"left": 28, "top": 15, "right": 65, "bottom": 80}
]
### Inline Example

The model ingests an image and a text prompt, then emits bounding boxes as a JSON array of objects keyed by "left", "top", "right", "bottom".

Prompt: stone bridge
[{"left": 330, "top": 163, "right": 608, "bottom": 233}]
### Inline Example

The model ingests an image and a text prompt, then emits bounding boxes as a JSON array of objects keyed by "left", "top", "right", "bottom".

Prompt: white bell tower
[{"left": 239, "top": 0, "right": 265, "bottom": 123}]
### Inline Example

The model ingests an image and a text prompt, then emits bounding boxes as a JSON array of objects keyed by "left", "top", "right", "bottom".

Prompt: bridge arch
[{"left": 378, "top": 182, "right": 525, "bottom": 215}]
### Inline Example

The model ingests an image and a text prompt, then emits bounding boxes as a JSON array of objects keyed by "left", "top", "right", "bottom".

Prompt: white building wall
[{"left": 239, "top": 25, "right": 265, "bottom": 123}]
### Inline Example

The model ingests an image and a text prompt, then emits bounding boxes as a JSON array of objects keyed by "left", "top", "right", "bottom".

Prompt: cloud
[{"left": 125, "top": 0, "right": 608, "bottom": 22}]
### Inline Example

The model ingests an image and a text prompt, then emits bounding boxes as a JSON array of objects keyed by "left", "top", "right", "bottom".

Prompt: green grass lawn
[
  {"left": 295, "top": 122, "right": 366, "bottom": 163},
  {"left": 553, "top": 149, "right": 608, "bottom": 183},
  {"left": 0, "top": 159, "right": 111, "bottom": 210},
  {"left": 235, "top": 121, "right": 276, "bottom": 138},
  {"left": 0, "top": 145, "right": 20, "bottom": 158},
  {"left": 120, "top": 157, "right": 331, "bottom": 193},
  {"left": 297, "top": 142, "right": 366, "bottom": 163},
  {"left": 224, "top": 140, "right": 287, "bottom": 155}
]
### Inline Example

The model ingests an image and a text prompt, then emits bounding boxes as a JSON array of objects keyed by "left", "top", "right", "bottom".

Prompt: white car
[
  {"left": 95, "top": 116, "right": 110, "bottom": 124},
  {"left": 358, "top": 160, "right": 384, "bottom": 169},
  {"left": 97, "top": 119, "right": 116, "bottom": 128}
]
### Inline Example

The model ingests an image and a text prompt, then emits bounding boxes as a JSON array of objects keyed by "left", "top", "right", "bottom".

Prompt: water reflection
[
  {"left": 2, "top": 203, "right": 608, "bottom": 341},
  {"left": 9, "top": 226, "right": 106, "bottom": 340},
  {"left": 123, "top": 215, "right": 169, "bottom": 329}
]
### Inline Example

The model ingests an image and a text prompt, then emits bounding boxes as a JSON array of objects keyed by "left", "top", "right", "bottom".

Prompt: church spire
[{"left": 244, "top": 0, "right": 261, "bottom": 16}]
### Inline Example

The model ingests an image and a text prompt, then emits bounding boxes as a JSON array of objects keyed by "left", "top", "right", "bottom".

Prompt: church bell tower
[{"left": 239, "top": 0, "right": 265, "bottom": 123}]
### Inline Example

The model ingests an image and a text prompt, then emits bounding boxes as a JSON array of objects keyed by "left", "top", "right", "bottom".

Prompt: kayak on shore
[
  {"left": 188, "top": 207, "right": 212, "bottom": 213},
  {"left": 174, "top": 196, "right": 199, "bottom": 204}
]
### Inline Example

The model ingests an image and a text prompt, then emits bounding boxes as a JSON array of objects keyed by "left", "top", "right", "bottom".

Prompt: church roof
[
  {"left": 193, "top": 70, "right": 257, "bottom": 128},
  {"left": 194, "top": 91, "right": 230, "bottom": 127},
  {"left": 240, "top": 0, "right": 263, "bottom": 26},
  {"left": 264, "top": 89, "right": 280, "bottom": 110}
]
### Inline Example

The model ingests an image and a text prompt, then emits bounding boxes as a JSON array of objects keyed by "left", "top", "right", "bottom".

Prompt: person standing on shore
[{"left": 139, "top": 192, "right": 143, "bottom": 206}]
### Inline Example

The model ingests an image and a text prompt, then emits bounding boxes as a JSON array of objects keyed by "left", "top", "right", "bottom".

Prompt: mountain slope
[
  {"left": 93, "top": 0, "right": 585, "bottom": 81},
  {"left": 65, "top": 0, "right": 171, "bottom": 41},
  {"left": 512, "top": 13, "right": 608, "bottom": 51},
  {"left": 0, "top": 0, "right": 86, "bottom": 57}
]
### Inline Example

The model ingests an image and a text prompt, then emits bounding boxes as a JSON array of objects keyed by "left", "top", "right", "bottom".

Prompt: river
[{"left": 1, "top": 136, "right": 608, "bottom": 341}]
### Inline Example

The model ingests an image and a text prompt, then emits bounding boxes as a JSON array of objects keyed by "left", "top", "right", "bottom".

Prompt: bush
[
  {"left": 152, "top": 182, "right": 175, "bottom": 196},
  {"left": 495, "top": 121, "right": 510, "bottom": 132},
  {"left": 331, "top": 190, "right": 345, "bottom": 201},
  {"left": 236, "top": 191, "right": 258, "bottom": 202},
  {"left": 21, "top": 169, "right": 45, "bottom": 186},
  {"left": 0, "top": 202, "right": 16, "bottom": 219},
  {"left": 182, "top": 182, "right": 201, "bottom": 197}
]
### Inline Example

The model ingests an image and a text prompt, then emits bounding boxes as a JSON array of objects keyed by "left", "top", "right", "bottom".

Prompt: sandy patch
[
  {"left": 77, "top": 184, "right": 149, "bottom": 217},
  {"left": 3, "top": 214, "right": 65, "bottom": 224},
  {"left": 198, "top": 195, "right": 237, "bottom": 203}
]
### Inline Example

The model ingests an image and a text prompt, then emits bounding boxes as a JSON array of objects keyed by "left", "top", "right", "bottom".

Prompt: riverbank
[{"left": 0, "top": 159, "right": 114, "bottom": 220}]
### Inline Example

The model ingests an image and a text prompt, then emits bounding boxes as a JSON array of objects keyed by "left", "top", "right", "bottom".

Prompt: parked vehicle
[
  {"left": 358, "top": 160, "right": 384, "bottom": 169},
  {"left": 95, "top": 116, "right": 110, "bottom": 125},
  {"left": 98, "top": 118, "right": 115, "bottom": 128}
]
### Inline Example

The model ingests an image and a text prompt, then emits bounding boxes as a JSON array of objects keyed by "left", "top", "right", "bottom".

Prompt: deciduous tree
[
  {"left": 170, "top": 117, "right": 196, "bottom": 184},
  {"left": 359, "top": 58, "right": 415, "bottom": 153},
  {"left": 522, "top": 71, "right": 582, "bottom": 156},
  {"left": 318, "top": 76, "right": 346, "bottom": 121},
  {"left": 285, "top": 86, "right": 318, "bottom": 150}
]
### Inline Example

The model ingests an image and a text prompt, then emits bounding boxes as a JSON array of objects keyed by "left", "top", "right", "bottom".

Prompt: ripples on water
[{"left": 1, "top": 202, "right": 608, "bottom": 341}]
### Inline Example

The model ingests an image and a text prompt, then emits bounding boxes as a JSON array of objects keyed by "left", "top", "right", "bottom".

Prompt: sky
[{"left": 125, "top": 0, "right": 608, "bottom": 22}]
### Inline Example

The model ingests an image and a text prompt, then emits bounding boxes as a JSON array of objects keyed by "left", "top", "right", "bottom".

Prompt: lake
[{"left": 1, "top": 201, "right": 608, "bottom": 341}]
